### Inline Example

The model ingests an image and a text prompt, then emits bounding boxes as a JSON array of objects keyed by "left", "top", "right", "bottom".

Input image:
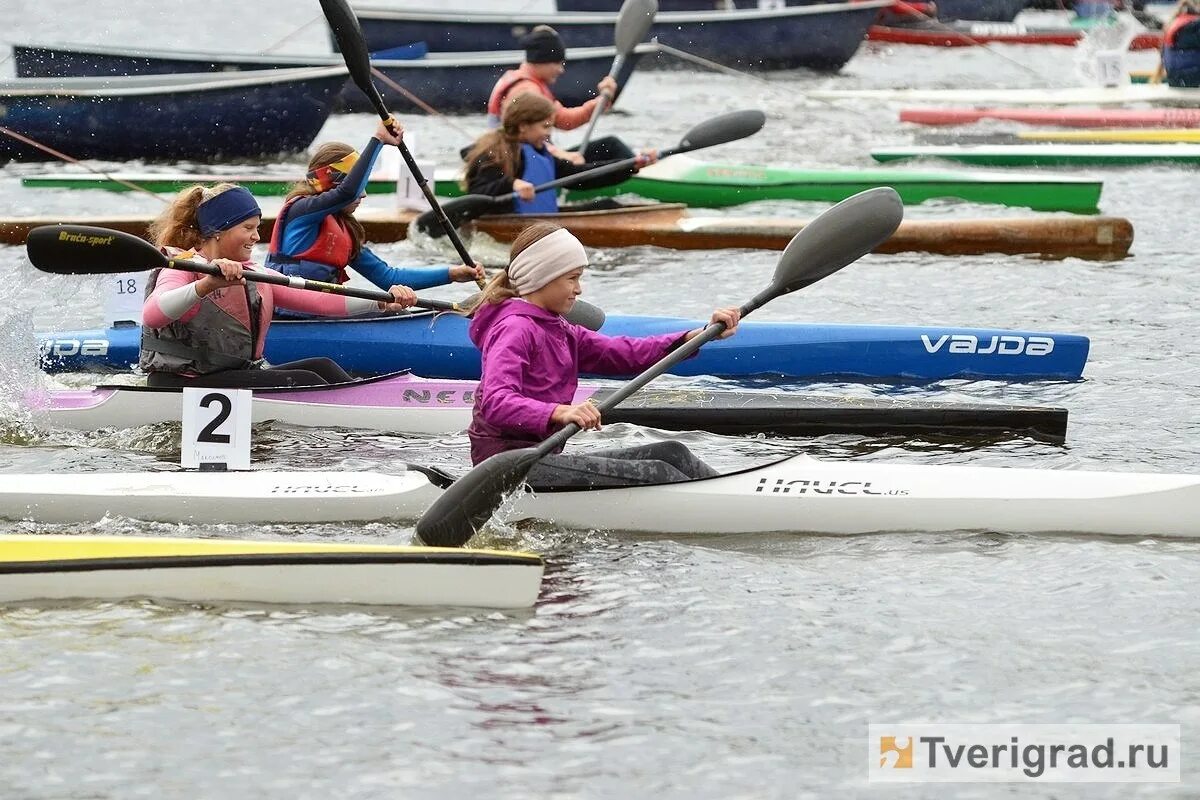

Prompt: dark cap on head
[{"left": 522, "top": 25, "right": 566, "bottom": 64}]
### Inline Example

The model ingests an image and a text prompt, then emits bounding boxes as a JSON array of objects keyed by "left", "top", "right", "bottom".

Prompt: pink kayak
[
  {"left": 32, "top": 371, "right": 1069, "bottom": 441},
  {"left": 900, "top": 107, "right": 1200, "bottom": 128}
]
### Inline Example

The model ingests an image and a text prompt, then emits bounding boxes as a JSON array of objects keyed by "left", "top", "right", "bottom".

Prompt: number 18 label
[{"left": 103, "top": 272, "right": 145, "bottom": 326}]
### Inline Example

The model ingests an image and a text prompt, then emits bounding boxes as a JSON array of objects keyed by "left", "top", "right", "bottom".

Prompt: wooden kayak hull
[
  {"left": 4, "top": 205, "right": 1133, "bottom": 260},
  {"left": 469, "top": 205, "right": 1134, "bottom": 261}
]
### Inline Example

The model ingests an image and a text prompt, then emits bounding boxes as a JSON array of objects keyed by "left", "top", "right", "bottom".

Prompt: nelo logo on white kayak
[
  {"left": 921, "top": 334, "right": 1054, "bottom": 356},
  {"left": 756, "top": 478, "right": 909, "bottom": 496}
]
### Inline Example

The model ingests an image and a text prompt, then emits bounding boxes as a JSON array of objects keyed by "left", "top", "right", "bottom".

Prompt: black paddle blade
[
  {"left": 769, "top": 187, "right": 904, "bottom": 295},
  {"left": 676, "top": 109, "right": 766, "bottom": 153},
  {"left": 320, "top": 0, "right": 390, "bottom": 119},
  {"left": 614, "top": 0, "right": 658, "bottom": 52},
  {"left": 415, "top": 447, "right": 544, "bottom": 547},
  {"left": 26, "top": 225, "right": 164, "bottom": 275},
  {"left": 414, "top": 195, "right": 496, "bottom": 237}
]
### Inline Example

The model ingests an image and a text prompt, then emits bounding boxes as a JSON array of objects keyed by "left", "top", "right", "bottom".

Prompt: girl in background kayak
[
  {"left": 140, "top": 183, "right": 415, "bottom": 389},
  {"left": 486, "top": 24, "right": 632, "bottom": 164},
  {"left": 266, "top": 119, "right": 482, "bottom": 305},
  {"left": 462, "top": 94, "right": 657, "bottom": 215},
  {"left": 465, "top": 221, "right": 739, "bottom": 486},
  {"left": 1153, "top": 0, "right": 1200, "bottom": 86}
]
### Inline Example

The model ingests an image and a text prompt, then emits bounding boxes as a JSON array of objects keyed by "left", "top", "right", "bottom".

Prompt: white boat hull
[
  {"left": 2, "top": 456, "right": 1198, "bottom": 538},
  {"left": 0, "top": 470, "right": 441, "bottom": 524},
  {"left": 0, "top": 535, "right": 543, "bottom": 608},
  {"left": 512, "top": 456, "right": 1200, "bottom": 538}
]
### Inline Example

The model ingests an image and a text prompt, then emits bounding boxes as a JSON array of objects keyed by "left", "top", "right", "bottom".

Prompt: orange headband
[{"left": 306, "top": 151, "right": 360, "bottom": 192}]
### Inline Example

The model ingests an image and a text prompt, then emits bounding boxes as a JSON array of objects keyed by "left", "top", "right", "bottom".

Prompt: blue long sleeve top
[{"left": 273, "top": 136, "right": 452, "bottom": 291}]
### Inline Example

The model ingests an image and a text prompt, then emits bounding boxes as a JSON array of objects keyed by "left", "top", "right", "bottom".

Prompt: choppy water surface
[{"left": 0, "top": 2, "right": 1198, "bottom": 797}]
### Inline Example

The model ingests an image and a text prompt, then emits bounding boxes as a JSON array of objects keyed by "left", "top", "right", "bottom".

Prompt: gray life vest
[{"left": 138, "top": 268, "right": 264, "bottom": 375}]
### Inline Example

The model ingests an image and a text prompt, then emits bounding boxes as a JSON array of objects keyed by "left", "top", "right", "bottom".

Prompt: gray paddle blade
[
  {"left": 771, "top": 187, "right": 904, "bottom": 294},
  {"left": 676, "top": 109, "right": 766, "bottom": 153},
  {"left": 614, "top": 0, "right": 658, "bottom": 52},
  {"left": 415, "top": 447, "right": 543, "bottom": 547},
  {"left": 565, "top": 298, "right": 606, "bottom": 331}
]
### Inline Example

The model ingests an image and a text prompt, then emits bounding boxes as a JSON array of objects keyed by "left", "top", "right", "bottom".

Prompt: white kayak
[
  {"left": 0, "top": 535, "right": 543, "bottom": 608},
  {"left": 806, "top": 84, "right": 1200, "bottom": 107},
  {"left": 0, "top": 469, "right": 441, "bottom": 524},
  {"left": 3, "top": 456, "right": 1198, "bottom": 538}
]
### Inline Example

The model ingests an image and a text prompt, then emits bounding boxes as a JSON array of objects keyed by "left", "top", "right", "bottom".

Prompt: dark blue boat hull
[
  {"left": 12, "top": 45, "right": 641, "bottom": 115},
  {"left": 37, "top": 314, "right": 1090, "bottom": 382},
  {"left": 352, "top": 5, "right": 883, "bottom": 71},
  {"left": 0, "top": 71, "right": 346, "bottom": 162}
]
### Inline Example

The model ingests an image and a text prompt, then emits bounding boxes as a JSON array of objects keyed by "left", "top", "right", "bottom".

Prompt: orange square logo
[{"left": 880, "top": 736, "right": 913, "bottom": 769}]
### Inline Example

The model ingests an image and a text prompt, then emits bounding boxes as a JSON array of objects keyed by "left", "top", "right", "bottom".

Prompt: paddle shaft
[
  {"left": 164, "top": 257, "right": 458, "bottom": 312},
  {"left": 320, "top": 0, "right": 486, "bottom": 288},
  {"left": 508, "top": 141, "right": 687, "bottom": 204},
  {"left": 576, "top": 63, "right": 620, "bottom": 154},
  {"left": 533, "top": 290, "right": 770, "bottom": 456},
  {"left": 578, "top": 0, "right": 657, "bottom": 152}
]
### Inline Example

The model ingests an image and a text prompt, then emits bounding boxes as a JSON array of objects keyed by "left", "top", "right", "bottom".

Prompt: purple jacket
[{"left": 467, "top": 299, "right": 693, "bottom": 464}]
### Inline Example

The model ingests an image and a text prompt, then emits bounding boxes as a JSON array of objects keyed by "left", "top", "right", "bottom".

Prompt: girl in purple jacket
[{"left": 466, "top": 222, "right": 740, "bottom": 487}]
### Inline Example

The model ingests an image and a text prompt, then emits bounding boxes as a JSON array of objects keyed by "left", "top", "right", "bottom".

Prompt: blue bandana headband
[{"left": 196, "top": 187, "right": 262, "bottom": 238}]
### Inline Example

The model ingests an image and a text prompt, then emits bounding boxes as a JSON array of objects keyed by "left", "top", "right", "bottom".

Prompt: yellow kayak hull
[
  {"left": 0, "top": 535, "right": 544, "bottom": 608},
  {"left": 1019, "top": 128, "right": 1200, "bottom": 143}
]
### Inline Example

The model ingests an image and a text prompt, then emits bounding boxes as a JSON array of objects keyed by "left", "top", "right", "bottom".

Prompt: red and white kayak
[
  {"left": 901, "top": 106, "right": 1200, "bottom": 128},
  {"left": 869, "top": 22, "right": 1162, "bottom": 49},
  {"left": 0, "top": 535, "right": 543, "bottom": 608},
  {"left": 2, "top": 456, "right": 1198, "bottom": 538}
]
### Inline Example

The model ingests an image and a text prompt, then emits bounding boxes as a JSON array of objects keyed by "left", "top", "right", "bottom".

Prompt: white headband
[{"left": 506, "top": 228, "right": 588, "bottom": 295}]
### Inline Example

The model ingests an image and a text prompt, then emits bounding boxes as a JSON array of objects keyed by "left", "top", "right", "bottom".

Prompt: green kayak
[
  {"left": 21, "top": 155, "right": 1103, "bottom": 213},
  {"left": 564, "top": 155, "right": 1101, "bottom": 212},
  {"left": 871, "top": 144, "right": 1200, "bottom": 167}
]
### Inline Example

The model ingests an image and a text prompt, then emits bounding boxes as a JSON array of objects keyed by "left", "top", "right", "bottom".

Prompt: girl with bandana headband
[
  {"left": 139, "top": 183, "right": 416, "bottom": 389},
  {"left": 266, "top": 119, "right": 482, "bottom": 309},
  {"left": 464, "top": 222, "right": 740, "bottom": 487}
]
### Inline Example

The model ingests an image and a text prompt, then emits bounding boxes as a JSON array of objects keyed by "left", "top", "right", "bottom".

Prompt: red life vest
[
  {"left": 1166, "top": 12, "right": 1200, "bottom": 46},
  {"left": 266, "top": 197, "right": 355, "bottom": 284},
  {"left": 486, "top": 66, "right": 560, "bottom": 128}
]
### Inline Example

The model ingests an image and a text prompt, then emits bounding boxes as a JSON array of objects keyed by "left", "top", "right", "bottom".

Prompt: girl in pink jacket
[
  {"left": 140, "top": 183, "right": 414, "bottom": 388},
  {"left": 466, "top": 221, "right": 740, "bottom": 487}
]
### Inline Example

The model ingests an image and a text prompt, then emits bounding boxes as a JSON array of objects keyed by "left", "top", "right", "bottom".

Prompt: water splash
[{"left": 1074, "top": 11, "right": 1141, "bottom": 86}]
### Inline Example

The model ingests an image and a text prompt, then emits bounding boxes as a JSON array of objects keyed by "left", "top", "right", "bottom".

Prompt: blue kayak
[{"left": 37, "top": 314, "right": 1090, "bottom": 381}]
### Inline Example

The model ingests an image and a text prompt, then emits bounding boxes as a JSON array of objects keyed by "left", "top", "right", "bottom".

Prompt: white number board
[
  {"left": 181, "top": 388, "right": 252, "bottom": 470},
  {"left": 103, "top": 272, "right": 145, "bottom": 325},
  {"left": 1095, "top": 51, "right": 1125, "bottom": 88}
]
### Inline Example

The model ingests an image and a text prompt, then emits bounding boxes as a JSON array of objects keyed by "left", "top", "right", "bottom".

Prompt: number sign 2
[{"left": 181, "top": 388, "right": 252, "bottom": 470}]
